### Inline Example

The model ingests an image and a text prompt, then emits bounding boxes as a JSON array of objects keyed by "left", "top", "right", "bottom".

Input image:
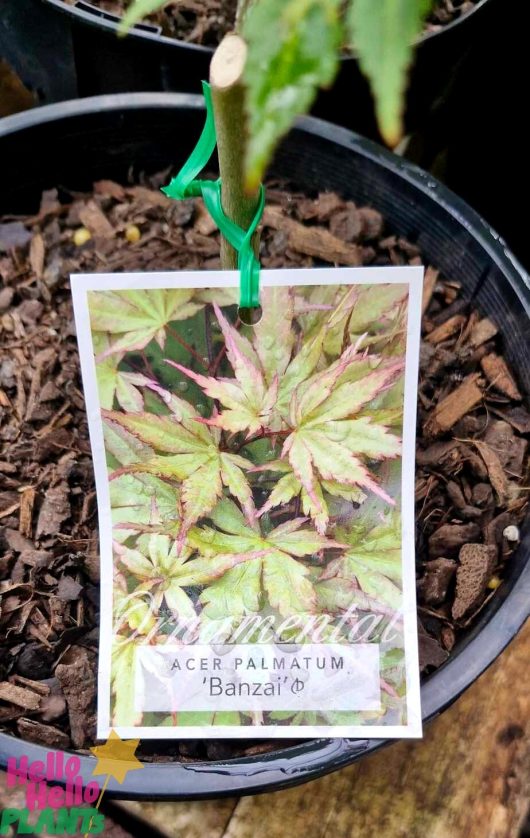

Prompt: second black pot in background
[{"left": 2, "top": 0, "right": 501, "bottom": 141}]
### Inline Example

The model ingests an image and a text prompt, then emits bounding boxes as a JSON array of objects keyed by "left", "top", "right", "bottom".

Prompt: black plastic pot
[
  {"left": 0, "top": 93, "right": 528, "bottom": 799},
  {"left": 0, "top": 0, "right": 78, "bottom": 105},
  {"left": 4, "top": 0, "right": 500, "bottom": 137}
]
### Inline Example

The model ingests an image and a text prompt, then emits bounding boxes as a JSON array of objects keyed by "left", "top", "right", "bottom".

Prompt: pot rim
[
  {"left": 0, "top": 92, "right": 528, "bottom": 800},
  {"left": 40, "top": 0, "right": 494, "bottom": 56}
]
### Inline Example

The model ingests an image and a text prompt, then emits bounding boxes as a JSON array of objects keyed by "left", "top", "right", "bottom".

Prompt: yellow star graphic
[
  {"left": 84, "top": 731, "right": 144, "bottom": 836},
  {"left": 90, "top": 730, "right": 144, "bottom": 785}
]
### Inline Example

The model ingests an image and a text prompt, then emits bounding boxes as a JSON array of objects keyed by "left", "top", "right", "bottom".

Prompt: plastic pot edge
[{"left": 40, "top": 0, "right": 494, "bottom": 55}]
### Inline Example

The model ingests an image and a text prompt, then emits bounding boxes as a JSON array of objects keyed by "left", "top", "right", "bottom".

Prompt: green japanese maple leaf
[
  {"left": 319, "top": 511, "right": 403, "bottom": 611},
  {"left": 188, "top": 498, "right": 342, "bottom": 619},
  {"left": 115, "top": 532, "right": 263, "bottom": 622},
  {"left": 111, "top": 640, "right": 140, "bottom": 727},
  {"left": 114, "top": 570, "right": 158, "bottom": 635},
  {"left": 173, "top": 293, "right": 402, "bottom": 517},
  {"left": 168, "top": 298, "right": 285, "bottom": 436},
  {"left": 324, "top": 284, "right": 409, "bottom": 358},
  {"left": 282, "top": 345, "right": 403, "bottom": 513},
  {"left": 110, "top": 471, "right": 179, "bottom": 544},
  {"left": 93, "top": 333, "right": 149, "bottom": 411},
  {"left": 102, "top": 402, "right": 181, "bottom": 541},
  {"left": 89, "top": 288, "right": 203, "bottom": 357},
  {"left": 296, "top": 283, "right": 409, "bottom": 357},
  {"left": 252, "top": 459, "right": 366, "bottom": 535},
  {"left": 170, "top": 287, "right": 358, "bottom": 436},
  {"left": 104, "top": 378, "right": 255, "bottom": 535}
]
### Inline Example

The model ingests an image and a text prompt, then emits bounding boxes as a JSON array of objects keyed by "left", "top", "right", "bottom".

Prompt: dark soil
[
  {"left": 426, "top": 0, "right": 479, "bottom": 32},
  {"left": 0, "top": 173, "right": 528, "bottom": 761},
  {"left": 77, "top": 0, "right": 480, "bottom": 46}
]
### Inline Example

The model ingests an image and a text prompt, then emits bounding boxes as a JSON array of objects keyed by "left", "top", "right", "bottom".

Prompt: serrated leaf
[
  {"left": 104, "top": 394, "right": 253, "bottom": 533},
  {"left": 163, "top": 584, "right": 197, "bottom": 622},
  {"left": 345, "top": 560, "right": 402, "bottom": 610},
  {"left": 220, "top": 453, "right": 257, "bottom": 525},
  {"left": 181, "top": 458, "right": 223, "bottom": 531},
  {"left": 104, "top": 414, "right": 153, "bottom": 466},
  {"left": 258, "top": 471, "right": 300, "bottom": 517},
  {"left": 322, "top": 284, "right": 409, "bottom": 356},
  {"left": 243, "top": 0, "right": 342, "bottom": 190},
  {"left": 171, "top": 304, "right": 279, "bottom": 436},
  {"left": 200, "top": 560, "right": 263, "bottom": 619},
  {"left": 268, "top": 522, "right": 340, "bottom": 556},
  {"left": 281, "top": 343, "right": 402, "bottom": 513},
  {"left": 347, "top": 0, "right": 433, "bottom": 146},
  {"left": 341, "top": 512, "right": 403, "bottom": 584},
  {"left": 89, "top": 288, "right": 201, "bottom": 356},
  {"left": 252, "top": 286, "right": 295, "bottom": 384},
  {"left": 262, "top": 550, "right": 316, "bottom": 615},
  {"left": 191, "top": 498, "right": 338, "bottom": 616},
  {"left": 316, "top": 576, "right": 396, "bottom": 617},
  {"left": 319, "top": 511, "right": 403, "bottom": 610},
  {"left": 303, "top": 358, "right": 403, "bottom": 425},
  {"left": 210, "top": 495, "right": 255, "bottom": 537},
  {"left": 93, "top": 333, "right": 148, "bottom": 411},
  {"left": 111, "top": 642, "right": 141, "bottom": 727},
  {"left": 110, "top": 472, "right": 178, "bottom": 543},
  {"left": 103, "top": 410, "right": 209, "bottom": 454},
  {"left": 116, "top": 542, "right": 154, "bottom": 577},
  {"left": 114, "top": 582, "right": 159, "bottom": 634}
]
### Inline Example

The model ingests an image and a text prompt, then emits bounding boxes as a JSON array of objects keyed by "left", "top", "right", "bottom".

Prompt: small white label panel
[{"left": 135, "top": 644, "right": 381, "bottom": 713}]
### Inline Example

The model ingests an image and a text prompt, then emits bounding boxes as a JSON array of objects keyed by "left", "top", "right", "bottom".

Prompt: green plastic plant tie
[
  {"left": 162, "top": 81, "right": 217, "bottom": 201},
  {"left": 162, "top": 81, "right": 264, "bottom": 310}
]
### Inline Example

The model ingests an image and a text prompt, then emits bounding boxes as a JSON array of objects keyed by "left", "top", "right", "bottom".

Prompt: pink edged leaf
[
  {"left": 213, "top": 304, "right": 266, "bottom": 409},
  {"left": 212, "top": 302, "right": 261, "bottom": 370},
  {"left": 109, "top": 452, "right": 211, "bottom": 483},
  {"left": 282, "top": 432, "right": 321, "bottom": 510},
  {"left": 180, "top": 458, "right": 223, "bottom": 534},
  {"left": 293, "top": 341, "right": 360, "bottom": 424},
  {"left": 220, "top": 452, "right": 257, "bottom": 528},
  {"left": 252, "top": 286, "right": 295, "bottom": 383},
  {"left": 113, "top": 541, "right": 154, "bottom": 578},
  {"left": 262, "top": 552, "right": 317, "bottom": 616},
  {"left": 165, "top": 360, "right": 247, "bottom": 411},
  {"left": 173, "top": 549, "right": 267, "bottom": 587},
  {"left": 267, "top": 516, "right": 310, "bottom": 537},
  {"left": 256, "top": 471, "right": 300, "bottom": 518},
  {"left": 89, "top": 288, "right": 201, "bottom": 357},
  {"left": 101, "top": 409, "right": 209, "bottom": 453},
  {"left": 305, "top": 357, "right": 405, "bottom": 424},
  {"left": 140, "top": 376, "right": 206, "bottom": 426}
]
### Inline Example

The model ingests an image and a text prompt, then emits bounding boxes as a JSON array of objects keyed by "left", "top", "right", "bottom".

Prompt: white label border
[{"left": 71, "top": 266, "right": 423, "bottom": 740}]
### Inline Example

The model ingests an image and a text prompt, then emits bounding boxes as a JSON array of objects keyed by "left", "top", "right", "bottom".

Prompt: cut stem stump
[{"left": 210, "top": 34, "right": 261, "bottom": 271}]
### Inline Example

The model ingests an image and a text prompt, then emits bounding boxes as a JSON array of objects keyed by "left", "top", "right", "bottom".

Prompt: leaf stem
[
  {"left": 166, "top": 325, "right": 209, "bottom": 370},
  {"left": 234, "top": 428, "right": 290, "bottom": 453},
  {"left": 204, "top": 304, "right": 215, "bottom": 367},
  {"left": 139, "top": 349, "right": 156, "bottom": 380}
]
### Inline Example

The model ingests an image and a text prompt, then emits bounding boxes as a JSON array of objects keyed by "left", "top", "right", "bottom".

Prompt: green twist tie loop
[{"left": 162, "top": 81, "right": 264, "bottom": 310}]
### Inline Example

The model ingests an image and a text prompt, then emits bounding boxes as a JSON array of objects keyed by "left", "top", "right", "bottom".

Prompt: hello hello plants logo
[{"left": 1, "top": 731, "right": 143, "bottom": 835}]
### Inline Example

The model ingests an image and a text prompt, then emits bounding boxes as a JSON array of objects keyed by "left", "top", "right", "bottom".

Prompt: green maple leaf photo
[
  {"left": 189, "top": 497, "right": 342, "bottom": 619},
  {"left": 87, "top": 282, "right": 410, "bottom": 729}
]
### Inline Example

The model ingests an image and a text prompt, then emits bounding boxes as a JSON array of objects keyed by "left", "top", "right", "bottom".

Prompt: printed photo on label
[{"left": 71, "top": 266, "right": 423, "bottom": 739}]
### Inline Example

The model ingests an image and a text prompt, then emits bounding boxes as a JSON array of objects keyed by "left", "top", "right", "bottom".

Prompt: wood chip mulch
[{"left": 0, "top": 174, "right": 528, "bottom": 760}]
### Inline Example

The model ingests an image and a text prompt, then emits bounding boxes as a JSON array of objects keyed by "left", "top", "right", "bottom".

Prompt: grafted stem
[
  {"left": 235, "top": 0, "right": 254, "bottom": 29},
  {"left": 209, "top": 33, "right": 261, "bottom": 271}
]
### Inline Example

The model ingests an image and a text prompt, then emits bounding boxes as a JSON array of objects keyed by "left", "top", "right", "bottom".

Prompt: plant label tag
[{"left": 71, "top": 266, "right": 423, "bottom": 739}]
